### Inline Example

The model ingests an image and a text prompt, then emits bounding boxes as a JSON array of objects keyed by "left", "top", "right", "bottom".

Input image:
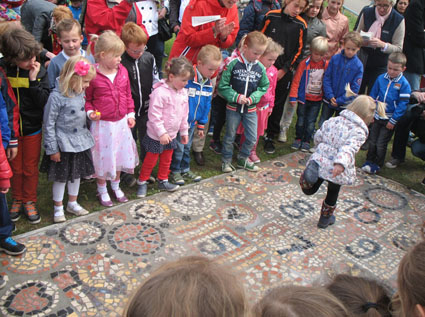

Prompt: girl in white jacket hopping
[{"left": 299, "top": 95, "right": 386, "bottom": 229}]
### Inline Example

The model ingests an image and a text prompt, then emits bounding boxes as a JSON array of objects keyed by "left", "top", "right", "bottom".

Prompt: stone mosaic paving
[{"left": 1, "top": 152, "right": 424, "bottom": 316}]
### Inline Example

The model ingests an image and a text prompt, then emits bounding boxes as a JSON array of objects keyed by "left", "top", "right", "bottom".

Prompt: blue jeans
[
  {"left": 0, "top": 193, "right": 13, "bottom": 240},
  {"left": 318, "top": 103, "right": 341, "bottom": 128},
  {"left": 295, "top": 100, "right": 321, "bottom": 142},
  {"left": 403, "top": 71, "right": 421, "bottom": 91},
  {"left": 411, "top": 139, "right": 425, "bottom": 161},
  {"left": 170, "top": 125, "right": 196, "bottom": 173},
  {"left": 222, "top": 109, "right": 257, "bottom": 163}
]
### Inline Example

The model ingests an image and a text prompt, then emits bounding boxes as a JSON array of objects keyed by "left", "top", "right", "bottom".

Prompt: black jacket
[{"left": 403, "top": 0, "right": 425, "bottom": 74}]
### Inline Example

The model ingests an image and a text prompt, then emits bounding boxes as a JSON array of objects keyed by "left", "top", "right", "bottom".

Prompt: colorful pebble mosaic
[{"left": 0, "top": 152, "right": 424, "bottom": 315}]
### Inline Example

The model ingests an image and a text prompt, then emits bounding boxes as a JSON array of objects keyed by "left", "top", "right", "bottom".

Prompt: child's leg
[
  {"left": 96, "top": 178, "right": 113, "bottom": 207},
  {"left": 52, "top": 181, "right": 67, "bottom": 222},
  {"left": 111, "top": 172, "right": 129, "bottom": 202},
  {"left": 136, "top": 113, "right": 149, "bottom": 162},
  {"left": 365, "top": 121, "right": 381, "bottom": 163},
  {"left": 9, "top": 137, "right": 24, "bottom": 202},
  {"left": 157, "top": 149, "right": 174, "bottom": 181},
  {"left": 66, "top": 179, "right": 90, "bottom": 214},
  {"left": 180, "top": 126, "right": 196, "bottom": 173},
  {"left": 222, "top": 109, "right": 242, "bottom": 163},
  {"left": 239, "top": 111, "right": 257, "bottom": 160},
  {"left": 0, "top": 193, "right": 13, "bottom": 240},
  {"left": 295, "top": 102, "right": 306, "bottom": 140},
  {"left": 318, "top": 104, "right": 334, "bottom": 128},
  {"left": 20, "top": 134, "right": 42, "bottom": 203},
  {"left": 211, "top": 95, "right": 227, "bottom": 144},
  {"left": 324, "top": 181, "right": 341, "bottom": 207},
  {"left": 317, "top": 181, "right": 341, "bottom": 229},
  {"left": 170, "top": 132, "right": 185, "bottom": 174},
  {"left": 139, "top": 152, "right": 160, "bottom": 182},
  {"left": 280, "top": 94, "right": 297, "bottom": 135},
  {"left": 300, "top": 177, "right": 324, "bottom": 196},
  {"left": 304, "top": 101, "right": 322, "bottom": 143},
  {"left": 375, "top": 123, "right": 395, "bottom": 167}
]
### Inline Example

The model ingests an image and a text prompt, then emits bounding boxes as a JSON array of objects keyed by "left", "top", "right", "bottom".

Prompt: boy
[
  {"left": 362, "top": 52, "right": 411, "bottom": 174},
  {"left": 47, "top": 18, "right": 95, "bottom": 89},
  {"left": 0, "top": 27, "right": 50, "bottom": 224},
  {"left": 320, "top": 31, "right": 364, "bottom": 127},
  {"left": 121, "top": 22, "right": 159, "bottom": 187},
  {"left": 218, "top": 31, "right": 269, "bottom": 173},
  {"left": 169, "top": 44, "right": 222, "bottom": 185},
  {"left": 260, "top": 0, "right": 308, "bottom": 154},
  {"left": 289, "top": 36, "right": 329, "bottom": 152}
]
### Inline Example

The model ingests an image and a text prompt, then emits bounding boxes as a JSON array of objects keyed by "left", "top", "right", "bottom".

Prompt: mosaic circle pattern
[
  {"left": 108, "top": 223, "right": 165, "bottom": 256},
  {"left": 388, "top": 224, "right": 419, "bottom": 251},
  {"left": 216, "top": 203, "right": 257, "bottom": 225},
  {"left": 59, "top": 220, "right": 106, "bottom": 246},
  {"left": 364, "top": 187, "right": 408, "bottom": 210},
  {"left": 0, "top": 280, "right": 59, "bottom": 316},
  {"left": 6, "top": 236, "right": 65, "bottom": 274},
  {"left": 215, "top": 185, "right": 246, "bottom": 202},
  {"left": 166, "top": 189, "right": 216, "bottom": 214},
  {"left": 129, "top": 200, "right": 171, "bottom": 223},
  {"left": 98, "top": 210, "right": 127, "bottom": 226},
  {"left": 256, "top": 168, "right": 292, "bottom": 185},
  {"left": 214, "top": 175, "right": 248, "bottom": 186}
]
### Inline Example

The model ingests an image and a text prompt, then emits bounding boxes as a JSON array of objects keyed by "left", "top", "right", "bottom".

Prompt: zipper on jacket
[
  {"left": 242, "top": 62, "right": 253, "bottom": 113},
  {"left": 135, "top": 59, "right": 144, "bottom": 117},
  {"left": 16, "top": 67, "right": 23, "bottom": 136},
  {"left": 191, "top": 80, "right": 205, "bottom": 126}
]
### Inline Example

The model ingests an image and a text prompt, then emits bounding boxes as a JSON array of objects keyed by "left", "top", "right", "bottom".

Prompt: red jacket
[
  {"left": 85, "top": 64, "right": 135, "bottom": 121},
  {"left": 169, "top": 0, "right": 239, "bottom": 63},
  {"left": 0, "top": 129, "right": 12, "bottom": 190},
  {"left": 85, "top": 0, "right": 132, "bottom": 36}
]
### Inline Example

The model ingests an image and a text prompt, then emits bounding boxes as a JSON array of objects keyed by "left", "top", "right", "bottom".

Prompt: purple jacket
[
  {"left": 146, "top": 79, "right": 189, "bottom": 140},
  {"left": 85, "top": 64, "right": 135, "bottom": 121}
]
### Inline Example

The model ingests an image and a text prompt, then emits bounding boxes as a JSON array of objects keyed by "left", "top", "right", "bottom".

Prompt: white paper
[
  {"left": 192, "top": 15, "right": 221, "bottom": 27},
  {"left": 360, "top": 30, "right": 372, "bottom": 40}
]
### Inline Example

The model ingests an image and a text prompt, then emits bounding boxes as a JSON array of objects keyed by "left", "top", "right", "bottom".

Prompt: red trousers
[
  {"left": 139, "top": 150, "right": 173, "bottom": 182},
  {"left": 10, "top": 134, "right": 42, "bottom": 202}
]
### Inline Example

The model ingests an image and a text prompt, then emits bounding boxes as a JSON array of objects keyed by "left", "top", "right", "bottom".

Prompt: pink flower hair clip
[{"left": 75, "top": 60, "right": 90, "bottom": 76}]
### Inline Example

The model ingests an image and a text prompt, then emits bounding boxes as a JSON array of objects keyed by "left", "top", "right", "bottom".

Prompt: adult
[
  {"left": 169, "top": 0, "right": 190, "bottom": 34},
  {"left": 394, "top": 0, "right": 409, "bottom": 15},
  {"left": 402, "top": 0, "right": 425, "bottom": 91},
  {"left": 355, "top": 0, "right": 405, "bottom": 94},
  {"left": 322, "top": 0, "right": 349, "bottom": 59}
]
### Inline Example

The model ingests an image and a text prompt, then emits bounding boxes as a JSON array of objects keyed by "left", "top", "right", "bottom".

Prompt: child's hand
[
  {"left": 89, "top": 111, "right": 101, "bottom": 121},
  {"left": 332, "top": 163, "right": 344, "bottom": 177},
  {"left": 128, "top": 117, "right": 136, "bottom": 128},
  {"left": 28, "top": 61, "right": 41, "bottom": 81},
  {"left": 6, "top": 148, "right": 17, "bottom": 161},
  {"left": 289, "top": 101, "right": 297, "bottom": 107},
  {"left": 0, "top": 187, "right": 9, "bottom": 194},
  {"left": 160, "top": 133, "right": 172, "bottom": 145},
  {"left": 239, "top": 95, "right": 249, "bottom": 104},
  {"left": 197, "top": 129, "right": 205, "bottom": 138},
  {"left": 386, "top": 122, "right": 395, "bottom": 130},
  {"left": 181, "top": 135, "right": 189, "bottom": 144},
  {"left": 330, "top": 98, "right": 337, "bottom": 107},
  {"left": 50, "top": 152, "right": 61, "bottom": 162}
]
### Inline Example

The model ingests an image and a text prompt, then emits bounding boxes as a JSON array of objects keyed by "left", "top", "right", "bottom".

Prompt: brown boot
[{"left": 317, "top": 200, "right": 336, "bottom": 229}]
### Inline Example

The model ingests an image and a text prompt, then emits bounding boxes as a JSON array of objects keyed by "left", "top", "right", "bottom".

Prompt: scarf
[{"left": 368, "top": 6, "right": 391, "bottom": 39}]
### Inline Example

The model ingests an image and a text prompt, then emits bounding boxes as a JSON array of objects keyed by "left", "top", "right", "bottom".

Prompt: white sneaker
[
  {"left": 54, "top": 212, "right": 66, "bottom": 223},
  {"left": 278, "top": 130, "right": 287, "bottom": 143},
  {"left": 66, "top": 203, "right": 89, "bottom": 216},
  {"left": 361, "top": 164, "right": 372, "bottom": 173}
]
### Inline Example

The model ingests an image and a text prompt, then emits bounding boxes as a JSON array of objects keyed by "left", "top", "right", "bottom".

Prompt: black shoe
[
  {"left": 209, "top": 140, "right": 222, "bottom": 154},
  {"left": 0, "top": 237, "right": 26, "bottom": 255},
  {"left": 23, "top": 201, "right": 41, "bottom": 224},
  {"left": 193, "top": 151, "right": 205, "bottom": 166},
  {"left": 121, "top": 173, "right": 137, "bottom": 187},
  {"left": 264, "top": 139, "right": 275, "bottom": 154}
]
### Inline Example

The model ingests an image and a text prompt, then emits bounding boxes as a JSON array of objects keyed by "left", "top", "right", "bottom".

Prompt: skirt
[
  {"left": 91, "top": 117, "right": 139, "bottom": 180},
  {"left": 40, "top": 149, "right": 95, "bottom": 183},
  {"left": 142, "top": 134, "right": 177, "bottom": 154}
]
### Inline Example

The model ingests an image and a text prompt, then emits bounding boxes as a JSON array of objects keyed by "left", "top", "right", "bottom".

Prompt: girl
[
  {"left": 299, "top": 95, "right": 386, "bottom": 229},
  {"left": 395, "top": 0, "right": 409, "bottom": 15},
  {"left": 85, "top": 31, "right": 139, "bottom": 207},
  {"left": 41, "top": 56, "right": 96, "bottom": 223},
  {"left": 237, "top": 38, "right": 283, "bottom": 164},
  {"left": 136, "top": 57, "right": 194, "bottom": 198},
  {"left": 396, "top": 241, "right": 425, "bottom": 317},
  {"left": 300, "top": 0, "right": 327, "bottom": 59},
  {"left": 123, "top": 256, "right": 248, "bottom": 317},
  {"left": 322, "top": 0, "right": 349, "bottom": 59}
]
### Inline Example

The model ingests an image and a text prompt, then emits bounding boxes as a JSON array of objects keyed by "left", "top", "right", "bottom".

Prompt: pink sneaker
[{"left": 249, "top": 152, "right": 260, "bottom": 164}]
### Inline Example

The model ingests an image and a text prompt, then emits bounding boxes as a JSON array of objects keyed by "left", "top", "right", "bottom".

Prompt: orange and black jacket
[
  {"left": 0, "top": 59, "right": 50, "bottom": 137},
  {"left": 260, "top": 8, "right": 307, "bottom": 74}
]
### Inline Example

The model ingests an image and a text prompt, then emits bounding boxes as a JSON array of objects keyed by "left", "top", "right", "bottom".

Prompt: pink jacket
[
  {"left": 146, "top": 79, "right": 189, "bottom": 141},
  {"left": 322, "top": 8, "right": 349, "bottom": 59},
  {"left": 257, "top": 65, "right": 278, "bottom": 112},
  {"left": 85, "top": 64, "right": 135, "bottom": 122}
]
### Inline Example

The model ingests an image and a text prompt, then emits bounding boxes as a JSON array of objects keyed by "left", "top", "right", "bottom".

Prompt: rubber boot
[{"left": 317, "top": 200, "right": 336, "bottom": 229}]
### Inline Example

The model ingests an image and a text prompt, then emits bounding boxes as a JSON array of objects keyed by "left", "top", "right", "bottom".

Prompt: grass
[{"left": 10, "top": 15, "right": 425, "bottom": 235}]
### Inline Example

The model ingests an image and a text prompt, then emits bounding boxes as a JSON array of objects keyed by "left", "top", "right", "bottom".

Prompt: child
[
  {"left": 327, "top": 274, "right": 392, "bottom": 317},
  {"left": 260, "top": 0, "right": 308, "bottom": 154},
  {"left": 237, "top": 38, "right": 283, "bottom": 164},
  {"left": 254, "top": 285, "right": 349, "bottom": 317},
  {"left": 136, "top": 57, "right": 194, "bottom": 198},
  {"left": 319, "top": 31, "right": 364, "bottom": 127},
  {"left": 0, "top": 27, "right": 50, "bottom": 224},
  {"left": 40, "top": 56, "right": 96, "bottom": 223},
  {"left": 48, "top": 18, "right": 95, "bottom": 89},
  {"left": 67, "top": 0, "right": 89, "bottom": 50},
  {"left": 300, "top": 95, "right": 384, "bottom": 229},
  {"left": 170, "top": 45, "right": 222, "bottom": 185},
  {"left": 397, "top": 241, "right": 425, "bottom": 317},
  {"left": 123, "top": 256, "right": 248, "bottom": 317},
  {"left": 289, "top": 36, "right": 329, "bottom": 152},
  {"left": 218, "top": 31, "right": 269, "bottom": 173},
  {"left": 362, "top": 52, "right": 411, "bottom": 174},
  {"left": 50, "top": 6, "right": 74, "bottom": 56},
  {"left": 85, "top": 30, "right": 139, "bottom": 207}
]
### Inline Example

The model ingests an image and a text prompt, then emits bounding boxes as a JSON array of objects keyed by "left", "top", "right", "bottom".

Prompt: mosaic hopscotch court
[{"left": 0, "top": 152, "right": 424, "bottom": 316}]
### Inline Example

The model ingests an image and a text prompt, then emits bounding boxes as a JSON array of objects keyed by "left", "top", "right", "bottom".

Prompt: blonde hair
[
  {"left": 311, "top": 36, "right": 329, "bottom": 54},
  {"left": 254, "top": 285, "right": 349, "bottom": 317},
  {"left": 52, "top": 6, "right": 73, "bottom": 24},
  {"left": 197, "top": 44, "right": 222, "bottom": 64},
  {"left": 397, "top": 241, "right": 425, "bottom": 317},
  {"left": 56, "top": 18, "right": 82, "bottom": 38},
  {"left": 90, "top": 30, "right": 125, "bottom": 60},
  {"left": 121, "top": 22, "right": 148, "bottom": 46},
  {"left": 164, "top": 56, "right": 195, "bottom": 79},
  {"left": 327, "top": 274, "right": 392, "bottom": 317},
  {"left": 59, "top": 56, "right": 96, "bottom": 97},
  {"left": 388, "top": 52, "right": 407, "bottom": 68},
  {"left": 346, "top": 95, "right": 378, "bottom": 125},
  {"left": 343, "top": 31, "right": 363, "bottom": 48},
  {"left": 262, "top": 38, "right": 284, "bottom": 56},
  {"left": 123, "top": 256, "right": 249, "bottom": 317},
  {"left": 244, "top": 31, "right": 268, "bottom": 49}
]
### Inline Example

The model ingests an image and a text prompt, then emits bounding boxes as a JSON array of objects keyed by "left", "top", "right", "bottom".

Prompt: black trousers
[{"left": 301, "top": 178, "right": 341, "bottom": 206}]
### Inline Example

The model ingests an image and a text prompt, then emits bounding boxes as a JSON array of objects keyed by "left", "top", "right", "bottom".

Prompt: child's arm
[
  {"left": 289, "top": 60, "right": 306, "bottom": 105},
  {"left": 0, "top": 128, "right": 11, "bottom": 193},
  {"left": 369, "top": 78, "right": 380, "bottom": 101},
  {"left": 217, "top": 62, "right": 242, "bottom": 104},
  {"left": 268, "top": 67, "right": 278, "bottom": 113},
  {"left": 124, "top": 69, "right": 136, "bottom": 128},
  {"left": 336, "top": 62, "right": 363, "bottom": 106},
  {"left": 47, "top": 59, "right": 59, "bottom": 89},
  {"left": 389, "top": 82, "right": 411, "bottom": 127},
  {"left": 179, "top": 95, "right": 189, "bottom": 144},
  {"left": 334, "top": 128, "right": 367, "bottom": 172},
  {"left": 42, "top": 94, "right": 61, "bottom": 158},
  {"left": 247, "top": 67, "right": 270, "bottom": 105},
  {"left": 148, "top": 91, "right": 168, "bottom": 140},
  {"left": 0, "top": 94, "right": 10, "bottom": 150},
  {"left": 322, "top": 58, "right": 335, "bottom": 102}
]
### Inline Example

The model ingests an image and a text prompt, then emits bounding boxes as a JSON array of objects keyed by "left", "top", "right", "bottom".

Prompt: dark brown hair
[{"left": 0, "top": 27, "right": 42, "bottom": 64}]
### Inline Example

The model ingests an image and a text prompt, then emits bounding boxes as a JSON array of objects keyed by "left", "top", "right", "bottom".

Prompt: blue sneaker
[
  {"left": 291, "top": 139, "right": 301, "bottom": 150},
  {"left": 0, "top": 237, "right": 26, "bottom": 255},
  {"left": 301, "top": 142, "right": 311, "bottom": 152},
  {"left": 370, "top": 163, "right": 380, "bottom": 174},
  {"left": 136, "top": 181, "right": 148, "bottom": 198},
  {"left": 361, "top": 162, "right": 372, "bottom": 174}
]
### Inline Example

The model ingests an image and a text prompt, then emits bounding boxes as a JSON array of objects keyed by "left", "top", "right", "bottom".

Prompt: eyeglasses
[
  {"left": 128, "top": 46, "right": 147, "bottom": 55},
  {"left": 376, "top": 3, "right": 390, "bottom": 9}
]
